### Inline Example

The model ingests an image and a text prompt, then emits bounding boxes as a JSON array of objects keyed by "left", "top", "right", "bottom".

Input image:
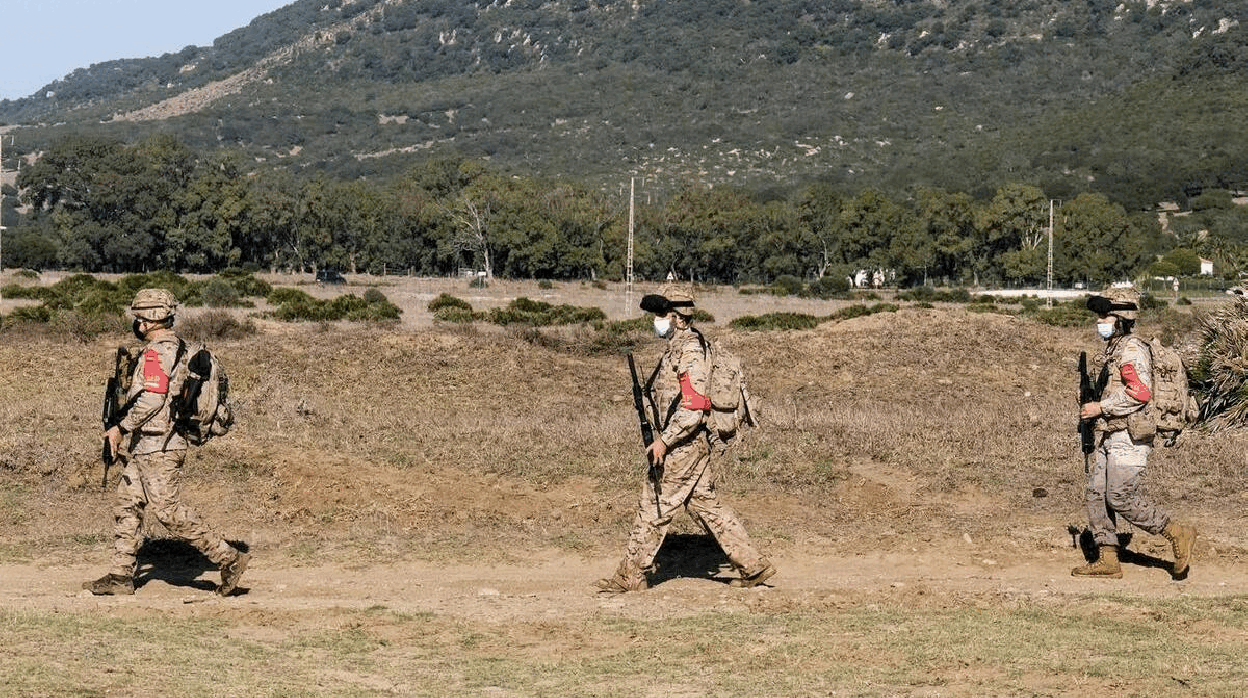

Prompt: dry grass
[{"left": 4, "top": 277, "right": 1248, "bottom": 696}]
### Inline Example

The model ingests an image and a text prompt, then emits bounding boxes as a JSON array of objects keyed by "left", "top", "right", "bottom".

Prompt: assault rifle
[
  {"left": 1077, "top": 351, "right": 1107, "bottom": 467},
  {"left": 627, "top": 353, "right": 663, "bottom": 519},
  {"left": 100, "top": 347, "right": 131, "bottom": 487}
]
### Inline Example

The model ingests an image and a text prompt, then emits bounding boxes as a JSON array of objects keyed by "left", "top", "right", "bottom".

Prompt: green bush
[
  {"left": 1028, "top": 299, "right": 1088, "bottom": 327},
  {"left": 729, "top": 312, "right": 819, "bottom": 331},
  {"left": 769, "top": 275, "right": 804, "bottom": 297},
  {"left": 200, "top": 279, "right": 241, "bottom": 307},
  {"left": 428, "top": 293, "right": 473, "bottom": 313},
  {"left": 828, "top": 304, "right": 872, "bottom": 321},
  {"left": 433, "top": 307, "right": 481, "bottom": 323},
  {"left": 808, "top": 275, "right": 851, "bottom": 298},
  {"left": 487, "top": 297, "right": 606, "bottom": 326},
  {"left": 268, "top": 288, "right": 315, "bottom": 306},
  {"left": 271, "top": 290, "right": 401, "bottom": 322},
  {"left": 217, "top": 268, "right": 273, "bottom": 297},
  {"left": 13, "top": 269, "right": 39, "bottom": 280},
  {"left": 537, "top": 279, "right": 555, "bottom": 290}
]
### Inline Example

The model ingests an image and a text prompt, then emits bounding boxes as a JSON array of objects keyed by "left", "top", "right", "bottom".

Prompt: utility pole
[
  {"left": 1043, "top": 198, "right": 1053, "bottom": 307},
  {"left": 626, "top": 176, "right": 635, "bottom": 316},
  {"left": 0, "top": 135, "right": 6, "bottom": 310}
]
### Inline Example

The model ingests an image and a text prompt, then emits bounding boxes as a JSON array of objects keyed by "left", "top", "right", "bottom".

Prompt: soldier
[
  {"left": 84, "top": 288, "right": 250, "bottom": 596},
  {"left": 1073, "top": 286, "right": 1197, "bottom": 579},
  {"left": 597, "top": 288, "right": 775, "bottom": 592}
]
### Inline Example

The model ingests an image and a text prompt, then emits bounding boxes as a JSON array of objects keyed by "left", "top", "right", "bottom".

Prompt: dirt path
[{"left": 5, "top": 544, "right": 1243, "bottom": 621}]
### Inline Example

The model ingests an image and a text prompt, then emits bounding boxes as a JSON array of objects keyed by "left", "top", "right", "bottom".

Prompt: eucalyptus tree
[{"left": 1057, "top": 192, "right": 1156, "bottom": 286}]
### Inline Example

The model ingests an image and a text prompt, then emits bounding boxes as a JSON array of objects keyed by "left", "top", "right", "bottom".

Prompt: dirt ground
[{"left": 3, "top": 274, "right": 1247, "bottom": 696}]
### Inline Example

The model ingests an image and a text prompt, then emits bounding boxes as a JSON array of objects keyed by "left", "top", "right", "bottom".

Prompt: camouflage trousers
[
  {"left": 109, "top": 450, "right": 237, "bottom": 578},
  {"left": 614, "top": 433, "right": 769, "bottom": 586},
  {"left": 1084, "top": 429, "right": 1171, "bottom": 548}
]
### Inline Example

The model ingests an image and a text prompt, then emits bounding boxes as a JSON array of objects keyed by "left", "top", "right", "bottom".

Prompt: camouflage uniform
[
  {"left": 601, "top": 291, "right": 773, "bottom": 591},
  {"left": 85, "top": 289, "right": 248, "bottom": 596},
  {"left": 1084, "top": 335, "right": 1170, "bottom": 546},
  {"left": 1074, "top": 286, "right": 1196, "bottom": 579}
]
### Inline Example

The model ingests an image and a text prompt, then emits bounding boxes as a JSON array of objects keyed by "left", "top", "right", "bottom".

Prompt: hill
[{"left": 2, "top": 0, "right": 1247, "bottom": 206}]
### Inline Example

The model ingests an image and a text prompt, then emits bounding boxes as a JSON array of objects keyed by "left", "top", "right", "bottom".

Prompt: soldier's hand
[
  {"left": 646, "top": 438, "right": 668, "bottom": 466},
  {"left": 1080, "top": 402, "right": 1102, "bottom": 419},
  {"left": 104, "top": 426, "right": 122, "bottom": 456}
]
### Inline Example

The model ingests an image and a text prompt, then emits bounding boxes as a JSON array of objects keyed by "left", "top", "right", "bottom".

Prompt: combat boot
[
  {"left": 1071, "top": 545, "right": 1123, "bottom": 579},
  {"left": 594, "top": 561, "right": 648, "bottom": 593},
  {"left": 83, "top": 573, "right": 135, "bottom": 596},
  {"left": 730, "top": 562, "right": 777, "bottom": 588},
  {"left": 1162, "top": 521, "right": 1197, "bottom": 576},
  {"left": 217, "top": 551, "right": 250, "bottom": 597}
]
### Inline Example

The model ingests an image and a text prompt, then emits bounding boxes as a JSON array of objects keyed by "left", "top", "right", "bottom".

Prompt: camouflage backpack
[
  {"left": 170, "top": 341, "right": 234, "bottom": 446},
  {"left": 1132, "top": 338, "right": 1197, "bottom": 447},
  {"left": 705, "top": 341, "right": 759, "bottom": 444}
]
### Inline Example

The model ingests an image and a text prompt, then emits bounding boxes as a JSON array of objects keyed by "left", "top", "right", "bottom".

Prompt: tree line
[{"left": 7, "top": 134, "right": 1239, "bottom": 288}]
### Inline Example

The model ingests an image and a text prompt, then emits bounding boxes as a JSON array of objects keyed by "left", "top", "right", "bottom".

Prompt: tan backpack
[
  {"left": 705, "top": 340, "right": 759, "bottom": 444},
  {"left": 1128, "top": 337, "right": 1197, "bottom": 447}
]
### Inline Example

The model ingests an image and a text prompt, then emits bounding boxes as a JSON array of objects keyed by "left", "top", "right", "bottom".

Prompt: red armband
[
  {"left": 142, "top": 349, "right": 169, "bottom": 394},
  {"left": 1121, "top": 364, "right": 1150, "bottom": 403},
  {"left": 679, "top": 372, "right": 711, "bottom": 410}
]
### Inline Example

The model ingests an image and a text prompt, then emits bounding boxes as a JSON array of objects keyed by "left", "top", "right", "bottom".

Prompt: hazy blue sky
[{"left": 2, "top": 0, "right": 294, "bottom": 100}]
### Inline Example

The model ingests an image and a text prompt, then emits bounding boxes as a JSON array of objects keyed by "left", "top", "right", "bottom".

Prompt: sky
[{"left": 1, "top": 0, "right": 295, "bottom": 100}]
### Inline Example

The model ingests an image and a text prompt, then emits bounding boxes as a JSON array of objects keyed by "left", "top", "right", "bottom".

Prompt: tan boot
[
  {"left": 217, "top": 552, "right": 250, "bottom": 597},
  {"left": 730, "top": 562, "right": 777, "bottom": 588},
  {"left": 1071, "top": 545, "right": 1123, "bottom": 579},
  {"left": 1162, "top": 521, "right": 1197, "bottom": 576},
  {"left": 83, "top": 573, "right": 135, "bottom": 596}
]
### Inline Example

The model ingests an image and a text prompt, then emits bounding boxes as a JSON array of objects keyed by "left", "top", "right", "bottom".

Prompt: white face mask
[
  {"left": 1097, "top": 321, "right": 1115, "bottom": 340},
  {"left": 653, "top": 316, "right": 673, "bottom": 338}
]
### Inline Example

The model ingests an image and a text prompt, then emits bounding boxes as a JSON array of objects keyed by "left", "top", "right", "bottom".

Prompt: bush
[
  {"left": 177, "top": 310, "right": 257, "bottom": 342},
  {"left": 271, "top": 290, "right": 401, "bottom": 322},
  {"left": 487, "top": 298, "right": 606, "bottom": 326},
  {"left": 1028, "top": 299, "right": 1088, "bottom": 327},
  {"left": 200, "top": 279, "right": 241, "bottom": 308},
  {"left": 729, "top": 312, "right": 819, "bottom": 331},
  {"left": 13, "top": 269, "right": 39, "bottom": 280},
  {"left": 469, "top": 276, "right": 488, "bottom": 289},
  {"left": 808, "top": 275, "right": 851, "bottom": 298},
  {"left": 769, "top": 275, "right": 804, "bottom": 297},
  {"left": 428, "top": 293, "right": 473, "bottom": 313},
  {"left": 217, "top": 268, "right": 272, "bottom": 297},
  {"left": 433, "top": 306, "right": 481, "bottom": 323},
  {"left": 268, "top": 288, "right": 315, "bottom": 306},
  {"left": 537, "top": 279, "right": 555, "bottom": 290},
  {"left": 828, "top": 304, "right": 872, "bottom": 321}
]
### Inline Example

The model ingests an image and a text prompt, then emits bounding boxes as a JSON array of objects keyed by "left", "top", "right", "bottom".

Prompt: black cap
[
  {"left": 640, "top": 293, "right": 695, "bottom": 315},
  {"left": 1086, "top": 295, "right": 1137, "bottom": 316}
]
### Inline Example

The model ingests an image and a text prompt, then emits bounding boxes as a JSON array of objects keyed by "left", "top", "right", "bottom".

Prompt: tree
[{"left": 1057, "top": 192, "right": 1155, "bottom": 285}]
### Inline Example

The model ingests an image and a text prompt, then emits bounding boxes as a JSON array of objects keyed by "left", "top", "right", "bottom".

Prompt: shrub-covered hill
[{"left": 1, "top": 0, "right": 1247, "bottom": 205}]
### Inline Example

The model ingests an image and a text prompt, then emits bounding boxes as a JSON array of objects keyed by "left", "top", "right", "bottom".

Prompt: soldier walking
[
  {"left": 597, "top": 288, "right": 775, "bottom": 592},
  {"left": 84, "top": 288, "right": 250, "bottom": 596},
  {"left": 1073, "top": 286, "right": 1196, "bottom": 579}
]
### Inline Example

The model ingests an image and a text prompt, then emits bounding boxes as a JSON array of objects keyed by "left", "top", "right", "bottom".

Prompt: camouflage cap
[
  {"left": 1087, "top": 285, "right": 1139, "bottom": 321},
  {"left": 639, "top": 285, "right": 696, "bottom": 315},
  {"left": 130, "top": 288, "right": 178, "bottom": 322}
]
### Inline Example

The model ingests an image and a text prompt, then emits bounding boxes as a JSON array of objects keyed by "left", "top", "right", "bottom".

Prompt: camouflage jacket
[
  {"left": 1096, "top": 334, "right": 1153, "bottom": 435},
  {"left": 118, "top": 334, "right": 188, "bottom": 454},
  {"left": 651, "top": 326, "right": 712, "bottom": 448}
]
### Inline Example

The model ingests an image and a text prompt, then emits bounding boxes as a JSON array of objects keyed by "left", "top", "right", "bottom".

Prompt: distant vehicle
[
  {"left": 316, "top": 269, "right": 346, "bottom": 285},
  {"left": 1073, "top": 281, "right": 1086, "bottom": 290}
]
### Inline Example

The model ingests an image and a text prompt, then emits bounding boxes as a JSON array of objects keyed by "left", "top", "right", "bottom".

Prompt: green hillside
[{"left": 2, "top": 0, "right": 1246, "bottom": 206}]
